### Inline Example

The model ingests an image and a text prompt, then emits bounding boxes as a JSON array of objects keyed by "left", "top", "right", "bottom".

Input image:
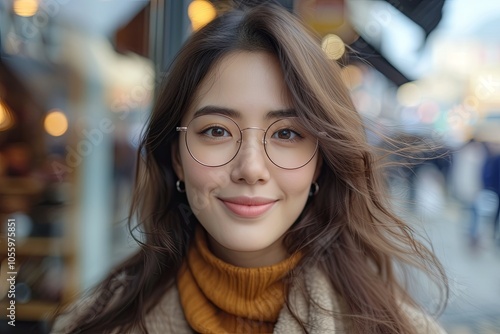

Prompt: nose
[{"left": 230, "top": 129, "right": 271, "bottom": 185}]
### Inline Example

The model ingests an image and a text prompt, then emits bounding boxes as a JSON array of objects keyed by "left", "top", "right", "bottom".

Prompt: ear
[{"left": 171, "top": 141, "right": 184, "bottom": 181}]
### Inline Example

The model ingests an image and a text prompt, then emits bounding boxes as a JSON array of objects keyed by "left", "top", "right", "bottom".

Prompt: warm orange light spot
[
  {"left": 44, "top": 110, "right": 68, "bottom": 137},
  {"left": 341, "top": 65, "right": 363, "bottom": 90},
  {"left": 0, "top": 101, "right": 14, "bottom": 131},
  {"left": 13, "top": 0, "right": 38, "bottom": 17},
  {"left": 188, "top": 0, "right": 217, "bottom": 31}
]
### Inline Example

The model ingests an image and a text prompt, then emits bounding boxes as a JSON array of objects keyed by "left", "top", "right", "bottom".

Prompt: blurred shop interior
[{"left": 1, "top": 0, "right": 500, "bottom": 333}]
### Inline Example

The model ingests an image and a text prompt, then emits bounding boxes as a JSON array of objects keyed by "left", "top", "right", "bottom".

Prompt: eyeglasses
[{"left": 176, "top": 114, "right": 318, "bottom": 169}]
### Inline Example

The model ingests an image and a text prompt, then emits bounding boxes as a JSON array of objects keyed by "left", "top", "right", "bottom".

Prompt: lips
[{"left": 218, "top": 196, "right": 277, "bottom": 218}]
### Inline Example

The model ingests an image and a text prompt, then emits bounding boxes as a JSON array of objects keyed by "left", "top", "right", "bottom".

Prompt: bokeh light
[
  {"left": 321, "top": 34, "right": 345, "bottom": 60},
  {"left": 397, "top": 82, "right": 422, "bottom": 107},
  {"left": 44, "top": 110, "right": 68, "bottom": 137},
  {"left": 463, "top": 96, "right": 479, "bottom": 111},
  {"left": 417, "top": 101, "right": 440, "bottom": 124},
  {"left": 341, "top": 65, "right": 363, "bottom": 90},
  {"left": 13, "top": 0, "right": 39, "bottom": 17},
  {"left": 0, "top": 100, "right": 15, "bottom": 131},
  {"left": 188, "top": 0, "right": 217, "bottom": 31}
]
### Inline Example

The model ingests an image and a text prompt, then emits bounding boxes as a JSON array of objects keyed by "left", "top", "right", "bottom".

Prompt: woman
[{"left": 52, "top": 2, "right": 447, "bottom": 333}]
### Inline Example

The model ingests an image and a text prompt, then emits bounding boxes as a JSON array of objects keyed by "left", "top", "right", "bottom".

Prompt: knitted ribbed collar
[{"left": 177, "top": 226, "right": 302, "bottom": 333}]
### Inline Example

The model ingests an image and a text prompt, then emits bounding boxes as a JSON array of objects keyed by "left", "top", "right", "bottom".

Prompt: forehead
[{"left": 184, "top": 51, "right": 292, "bottom": 122}]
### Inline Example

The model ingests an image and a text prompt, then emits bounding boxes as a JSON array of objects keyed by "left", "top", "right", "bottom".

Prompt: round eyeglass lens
[
  {"left": 184, "top": 114, "right": 241, "bottom": 167},
  {"left": 264, "top": 118, "right": 318, "bottom": 169}
]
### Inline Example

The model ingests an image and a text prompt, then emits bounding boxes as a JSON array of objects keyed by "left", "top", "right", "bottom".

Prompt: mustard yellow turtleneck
[{"left": 177, "top": 227, "right": 302, "bottom": 334}]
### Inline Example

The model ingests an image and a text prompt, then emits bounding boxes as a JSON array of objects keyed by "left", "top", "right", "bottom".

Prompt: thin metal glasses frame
[{"left": 176, "top": 115, "right": 319, "bottom": 170}]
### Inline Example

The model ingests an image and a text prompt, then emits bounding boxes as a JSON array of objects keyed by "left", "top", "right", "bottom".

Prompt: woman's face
[{"left": 173, "top": 51, "right": 321, "bottom": 267}]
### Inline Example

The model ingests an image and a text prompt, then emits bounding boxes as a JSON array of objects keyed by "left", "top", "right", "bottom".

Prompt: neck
[{"left": 206, "top": 234, "right": 288, "bottom": 267}]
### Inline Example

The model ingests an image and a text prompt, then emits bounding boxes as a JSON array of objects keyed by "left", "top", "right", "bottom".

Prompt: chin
[{"left": 222, "top": 229, "right": 286, "bottom": 253}]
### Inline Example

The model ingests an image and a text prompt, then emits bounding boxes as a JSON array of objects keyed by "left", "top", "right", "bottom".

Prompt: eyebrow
[{"left": 193, "top": 105, "right": 297, "bottom": 120}]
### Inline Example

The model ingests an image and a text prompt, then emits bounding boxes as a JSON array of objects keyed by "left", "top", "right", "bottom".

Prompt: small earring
[
  {"left": 176, "top": 180, "right": 186, "bottom": 193},
  {"left": 309, "top": 182, "right": 319, "bottom": 197}
]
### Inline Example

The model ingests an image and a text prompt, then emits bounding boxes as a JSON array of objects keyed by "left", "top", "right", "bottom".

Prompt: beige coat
[{"left": 52, "top": 268, "right": 446, "bottom": 333}]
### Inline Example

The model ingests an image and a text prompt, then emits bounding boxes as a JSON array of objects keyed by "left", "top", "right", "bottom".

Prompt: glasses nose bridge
[{"left": 238, "top": 126, "right": 267, "bottom": 145}]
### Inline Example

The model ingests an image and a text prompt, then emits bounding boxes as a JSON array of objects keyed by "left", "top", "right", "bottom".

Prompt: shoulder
[
  {"left": 51, "top": 283, "right": 125, "bottom": 334},
  {"left": 401, "top": 304, "right": 447, "bottom": 334},
  {"left": 279, "top": 266, "right": 447, "bottom": 334},
  {"left": 304, "top": 267, "right": 448, "bottom": 334},
  {"left": 51, "top": 293, "right": 103, "bottom": 333},
  {"left": 52, "top": 282, "right": 191, "bottom": 334},
  {"left": 143, "top": 282, "right": 193, "bottom": 334}
]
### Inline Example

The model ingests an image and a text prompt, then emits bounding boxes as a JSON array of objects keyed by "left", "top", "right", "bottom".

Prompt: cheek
[
  {"left": 273, "top": 164, "right": 317, "bottom": 198},
  {"left": 180, "top": 149, "right": 232, "bottom": 210},
  {"left": 182, "top": 149, "right": 231, "bottom": 190}
]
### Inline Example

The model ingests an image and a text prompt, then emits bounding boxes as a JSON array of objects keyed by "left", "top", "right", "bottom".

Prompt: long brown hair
[{"left": 55, "top": 2, "right": 447, "bottom": 333}]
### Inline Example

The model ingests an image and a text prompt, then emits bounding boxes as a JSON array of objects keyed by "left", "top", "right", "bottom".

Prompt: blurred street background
[
  {"left": 0, "top": 0, "right": 499, "bottom": 333},
  {"left": 389, "top": 172, "right": 500, "bottom": 334}
]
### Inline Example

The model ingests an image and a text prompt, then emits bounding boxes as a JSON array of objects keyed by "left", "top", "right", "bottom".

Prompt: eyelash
[
  {"left": 199, "top": 125, "right": 231, "bottom": 137},
  {"left": 271, "top": 128, "right": 303, "bottom": 141}
]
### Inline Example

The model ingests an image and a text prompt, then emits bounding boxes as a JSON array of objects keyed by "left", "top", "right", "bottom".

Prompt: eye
[
  {"left": 272, "top": 128, "right": 301, "bottom": 141},
  {"left": 202, "top": 126, "right": 231, "bottom": 138}
]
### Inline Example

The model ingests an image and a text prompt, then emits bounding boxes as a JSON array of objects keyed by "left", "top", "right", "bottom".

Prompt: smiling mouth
[{"left": 218, "top": 197, "right": 277, "bottom": 218}]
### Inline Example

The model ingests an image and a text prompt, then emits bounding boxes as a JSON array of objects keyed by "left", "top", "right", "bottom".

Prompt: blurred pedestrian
[
  {"left": 451, "top": 138, "right": 488, "bottom": 246},
  {"left": 481, "top": 144, "right": 500, "bottom": 242}
]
